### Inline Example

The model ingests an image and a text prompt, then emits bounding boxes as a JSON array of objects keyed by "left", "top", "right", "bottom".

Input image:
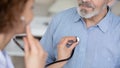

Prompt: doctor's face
[
  {"left": 17, "top": 0, "right": 34, "bottom": 34},
  {"left": 22, "top": 0, "right": 34, "bottom": 25},
  {"left": 77, "top": 0, "right": 111, "bottom": 18}
]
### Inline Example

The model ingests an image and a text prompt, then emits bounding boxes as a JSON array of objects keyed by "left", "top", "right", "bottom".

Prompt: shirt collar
[
  {"left": 74, "top": 7, "right": 112, "bottom": 33},
  {"left": 97, "top": 7, "right": 112, "bottom": 33},
  {"left": 73, "top": 8, "right": 82, "bottom": 23}
]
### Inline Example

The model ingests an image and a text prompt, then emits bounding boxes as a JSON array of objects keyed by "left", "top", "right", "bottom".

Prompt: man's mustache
[{"left": 78, "top": 1, "right": 95, "bottom": 8}]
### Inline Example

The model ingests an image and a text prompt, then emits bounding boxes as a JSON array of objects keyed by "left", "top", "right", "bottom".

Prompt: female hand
[
  {"left": 47, "top": 37, "right": 79, "bottom": 68},
  {"left": 57, "top": 36, "right": 79, "bottom": 65},
  {"left": 23, "top": 25, "right": 47, "bottom": 68}
]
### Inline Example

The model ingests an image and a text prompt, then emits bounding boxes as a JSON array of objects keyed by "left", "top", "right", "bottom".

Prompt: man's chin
[
  {"left": 81, "top": 14, "right": 94, "bottom": 18},
  {"left": 78, "top": 11, "right": 99, "bottom": 18},
  {"left": 78, "top": 12, "right": 93, "bottom": 18}
]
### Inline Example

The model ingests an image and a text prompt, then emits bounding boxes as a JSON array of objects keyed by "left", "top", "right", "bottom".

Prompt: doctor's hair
[{"left": 0, "top": 0, "right": 28, "bottom": 33}]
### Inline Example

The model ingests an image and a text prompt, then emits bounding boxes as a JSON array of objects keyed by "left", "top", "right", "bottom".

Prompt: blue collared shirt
[
  {"left": 0, "top": 50, "right": 14, "bottom": 68},
  {"left": 40, "top": 7, "right": 120, "bottom": 68}
]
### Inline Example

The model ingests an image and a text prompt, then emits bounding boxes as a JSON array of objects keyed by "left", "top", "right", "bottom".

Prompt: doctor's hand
[
  {"left": 23, "top": 25, "right": 47, "bottom": 68},
  {"left": 57, "top": 36, "right": 79, "bottom": 63},
  {"left": 47, "top": 36, "right": 79, "bottom": 68}
]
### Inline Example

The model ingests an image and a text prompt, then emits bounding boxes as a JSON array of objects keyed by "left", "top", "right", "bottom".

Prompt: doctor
[{"left": 0, "top": 0, "right": 78, "bottom": 68}]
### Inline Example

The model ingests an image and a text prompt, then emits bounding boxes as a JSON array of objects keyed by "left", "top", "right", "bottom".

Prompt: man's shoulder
[
  {"left": 110, "top": 12, "right": 120, "bottom": 25},
  {"left": 110, "top": 11, "right": 120, "bottom": 20},
  {"left": 113, "top": 15, "right": 120, "bottom": 25},
  {"left": 50, "top": 7, "right": 78, "bottom": 25},
  {"left": 54, "top": 7, "right": 77, "bottom": 18},
  {"left": 111, "top": 15, "right": 120, "bottom": 30},
  {"left": 48, "top": 7, "right": 78, "bottom": 33},
  {"left": 117, "top": 17, "right": 120, "bottom": 27}
]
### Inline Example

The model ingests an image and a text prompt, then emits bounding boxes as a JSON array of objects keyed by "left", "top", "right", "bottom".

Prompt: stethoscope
[
  {"left": 45, "top": 37, "right": 80, "bottom": 67},
  {"left": 13, "top": 36, "right": 80, "bottom": 67}
]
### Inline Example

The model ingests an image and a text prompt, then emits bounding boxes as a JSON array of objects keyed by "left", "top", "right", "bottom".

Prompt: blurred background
[{"left": 5, "top": 0, "right": 120, "bottom": 68}]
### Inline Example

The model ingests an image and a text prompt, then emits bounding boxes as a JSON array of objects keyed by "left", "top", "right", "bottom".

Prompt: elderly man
[{"left": 40, "top": 0, "right": 120, "bottom": 68}]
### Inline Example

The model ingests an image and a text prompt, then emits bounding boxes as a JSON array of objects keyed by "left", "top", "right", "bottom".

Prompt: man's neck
[{"left": 84, "top": 7, "right": 108, "bottom": 28}]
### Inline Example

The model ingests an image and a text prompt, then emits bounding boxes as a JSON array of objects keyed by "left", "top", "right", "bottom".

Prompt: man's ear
[{"left": 107, "top": 0, "right": 115, "bottom": 7}]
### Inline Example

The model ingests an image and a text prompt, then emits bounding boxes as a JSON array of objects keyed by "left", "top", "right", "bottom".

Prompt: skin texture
[{"left": 77, "top": 0, "right": 113, "bottom": 28}]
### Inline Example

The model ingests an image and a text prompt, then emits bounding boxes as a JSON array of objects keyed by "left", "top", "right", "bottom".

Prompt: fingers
[
  {"left": 35, "top": 40, "right": 43, "bottom": 50},
  {"left": 59, "top": 36, "right": 78, "bottom": 47},
  {"left": 26, "top": 25, "right": 44, "bottom": 54},
  {"left": 26, "top": 25, "right": 34, "bottom": 44},
  {"left": 69, "top": 42, "right": 79, "bottom": 50},
  {"left": 34, "top": 39, "right": 44, "bottom": 52},
  {"left": 57, "top": 36, "right": 79, "bottom": 61},
  {"left": 23, "top": 37, "right": 29, "bottom": 57},
  {"left": 26, "top": 25, "right": 38, "bottom": 52}
]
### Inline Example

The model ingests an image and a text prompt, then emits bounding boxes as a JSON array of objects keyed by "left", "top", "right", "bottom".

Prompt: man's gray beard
[{"left": 77, "top": 4, "right": 107, "bottom": 19}]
